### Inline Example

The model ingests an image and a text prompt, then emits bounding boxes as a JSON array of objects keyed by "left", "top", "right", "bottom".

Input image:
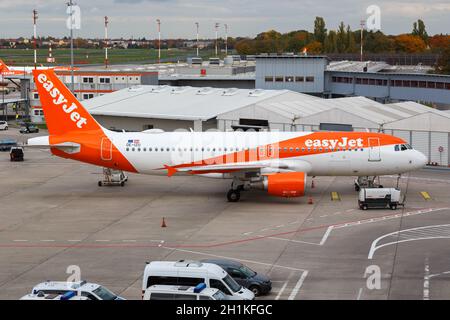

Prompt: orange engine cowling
[{"left": 264, "top": 172, "right": 307, "bottom": 197}]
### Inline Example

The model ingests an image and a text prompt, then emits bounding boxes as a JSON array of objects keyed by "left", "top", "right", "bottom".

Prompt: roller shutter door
[
  {"left": 430, "top": 132, "right": 448, "bottom": 165},
  {"left": 393, "top": 130, "right": 411, "bottom": 144},
  {"left": 412, "top": 131, "right": 430, "bottom": 161}
]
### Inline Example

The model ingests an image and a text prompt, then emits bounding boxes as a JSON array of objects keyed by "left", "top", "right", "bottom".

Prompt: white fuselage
[{"left": 104, "top": 130, "right": 427, "bottom": 177}]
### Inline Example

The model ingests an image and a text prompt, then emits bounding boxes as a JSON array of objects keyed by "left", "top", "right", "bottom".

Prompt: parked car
[
  {"left": 30, "top": 280, "right": 124, "bottom": 300},
  {"left": 0, "top": 139, "right": 17, "bottom": 152},
  {"left": 201, "top": 259, "right": 272, "bottom": 296},
  {"left": 19, "top": 125, "right": 39, "bottom": 134},
  {"left": 142, "top": 260, "right": 254, "bottom": 300},
  {"left": 10, "top": 147, "right": 24, "bottom": 162},
  {"left": 144, "top": 283, "right": 228, "bottom": 300},
  {"left": 0, "top": 121, "right": 8, "bottom": 130}
]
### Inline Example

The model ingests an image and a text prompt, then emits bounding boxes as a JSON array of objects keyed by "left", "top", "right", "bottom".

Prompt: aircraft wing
[{"left": 165, "top": 159, "right": 312, "bottom": 177}]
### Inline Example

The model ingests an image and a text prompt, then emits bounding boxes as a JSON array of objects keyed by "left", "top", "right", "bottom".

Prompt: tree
[
  {"left": 412, "top": 19, "right": 428, "bottom": 44},
  {"left": 346, "top": 25, "right": 356, "bottom": 53},
  {"left": 313, "top": 17, "right": 327, "bottom": 44},
  {"left": 324, "top": 30, "right": 337, "bottom": 53},
  {"left": 429, "top": 34, "right": 450, "bottom": 52},
  {"left": 305, "top": 41, "right": 323, "bottom": 54},
  {"left": 336, "top": 22, "right": 346, "bottom": 53},
  {"left": 286, "top": 30, "right": 311, "bottom": 52},
  {"left": 394, "top": 34, "right": 427, "bottom": 53}
]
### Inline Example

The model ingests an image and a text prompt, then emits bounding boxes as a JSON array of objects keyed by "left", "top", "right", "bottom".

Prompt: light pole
[
  {"left": 104, "top": 16, "right": 109, "bottom": 68},
  {"left": 214, "top": 22, "right": 219, "bottom": 57},
  {"left": 156, "top": 19, "right": 161, "bottom": 63},
  {"left": 360, "top": 19, "right": 365, "bottom": 62},
  {"left": 224, "top": 23, "right": 228, "bottom": 56},
  {"left": 195, "top": 22, "right": 199, "bottom": 57},
  {"left": 32, "top": 9, "right": 38, "bottom": 70},
  {"left": 67, "top": 0, "right": 75, "bottom": 92}
]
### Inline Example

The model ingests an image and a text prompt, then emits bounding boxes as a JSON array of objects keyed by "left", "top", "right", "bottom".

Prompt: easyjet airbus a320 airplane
[
  {"left": 28, "top": 70, "right": 427, "bottom": 202},
  {"left": 0, "top": 59, "right": 76, "bottom": 76}
]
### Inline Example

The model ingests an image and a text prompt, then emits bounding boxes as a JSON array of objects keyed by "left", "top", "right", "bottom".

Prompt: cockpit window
[
  {"left": 401, "top": 144, "right": 408, "bottom": 151},
  {"left": 406, "top": 144, "right": 412, "bottom": 149},
  {"left": 395, "top": 145, "right": 400, "bottom": 152}
]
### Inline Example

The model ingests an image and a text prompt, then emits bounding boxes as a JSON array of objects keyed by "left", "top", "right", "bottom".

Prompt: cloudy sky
[{"left": 0, "top": 0, "right": 448, "bottom": 39}]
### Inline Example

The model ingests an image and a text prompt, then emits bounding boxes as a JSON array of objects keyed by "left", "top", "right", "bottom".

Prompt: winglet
[{"left": 164, "top": 165, "right": 177, "bottom": 177}]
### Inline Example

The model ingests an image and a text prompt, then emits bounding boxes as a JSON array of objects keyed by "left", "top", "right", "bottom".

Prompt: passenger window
[{"left": 210, "top": 279, "right": 231, "bottom": 296}]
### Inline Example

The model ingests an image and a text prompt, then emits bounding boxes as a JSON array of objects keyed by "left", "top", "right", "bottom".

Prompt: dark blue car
[{"left": 201, "top": 259, "right": 272, "bottom": 296}]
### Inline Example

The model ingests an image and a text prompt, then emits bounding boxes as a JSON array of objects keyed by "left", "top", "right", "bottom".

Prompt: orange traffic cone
[
  {"left": 161, "top": 217, "right": 167, "bottom": 228},
  {"left": 308, "top": 196, "right": 314, "bottom": 205}
]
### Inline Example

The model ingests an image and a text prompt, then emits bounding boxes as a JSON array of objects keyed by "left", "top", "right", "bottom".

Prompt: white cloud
[{"left": 0, "top": 0, "right": 448, "bottom": 38}]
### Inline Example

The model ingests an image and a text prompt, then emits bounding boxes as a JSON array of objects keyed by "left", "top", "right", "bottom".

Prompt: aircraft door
[{"left": 368, "top": 137, "right": 381, "bottom": 161}]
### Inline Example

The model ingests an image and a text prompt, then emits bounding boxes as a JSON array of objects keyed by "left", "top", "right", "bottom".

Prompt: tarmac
[{"left": 1, "top": 128, "right": 450, "bottom": 300}]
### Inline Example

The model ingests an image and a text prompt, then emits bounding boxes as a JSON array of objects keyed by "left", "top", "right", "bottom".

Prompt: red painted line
[{"left": 0, "top": 208, "right": 443, "bottom": 250}]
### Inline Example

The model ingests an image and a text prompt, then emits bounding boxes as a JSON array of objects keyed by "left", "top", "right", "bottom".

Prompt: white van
[
  {"left": 142, "top": 260, "right": 255, "bottom": 300},
  {"left": 144, "top": 283, "right": 227, "bottom": 300}
]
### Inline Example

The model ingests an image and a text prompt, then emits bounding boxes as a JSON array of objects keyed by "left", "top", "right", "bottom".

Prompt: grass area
[{"left": 0, "top": 48, "right": 219, "bottom": 66}]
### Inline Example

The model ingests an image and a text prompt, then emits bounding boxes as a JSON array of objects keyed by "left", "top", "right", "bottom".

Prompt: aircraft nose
[{"left": 415, "top": 151, "right": 428, "bottom": 168}]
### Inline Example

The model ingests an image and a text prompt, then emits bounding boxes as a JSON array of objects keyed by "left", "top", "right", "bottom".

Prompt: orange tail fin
[
  {"left": 0, "top": 59, "right": 10, "bottom": 72},
  {"left": 32, "top": 69, "right": 103, "bottom": 136}
]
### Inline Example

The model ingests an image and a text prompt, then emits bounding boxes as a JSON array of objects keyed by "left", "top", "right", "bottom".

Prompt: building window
[
  {"left": 275, "top": 76, "right": 284, "bottom": 82},
  {"left": 362, "top": 78, "right": 369, "bottom": 85},
  {"left": 394, "top": 80, "right": 402, "bottom": 87},
  {"left": 410, "top": 80, "right": 418, "bottom": 88},
  {"left": 82, "top": 77, "right": 94, "bottom": 83},
  {"left": 295, "top": 76, "right": 304, "bottom": 82},
  {"left": 356, "top": 78, "right": 362, "bottom": 84},
  {"left": 436, "top": 82, "right": 444, "bottom": 89},
  {"left": 376, "top": 79, "right": 383, "bottom": 86},
  {"left": 82, "top": 93, "right": 94, "bottom": 100},
  {"left": 403, "top": 80, "right": 411, "bottom": 87},
  {"left": 427, "top": 82, "right": 436, "bottom": 89},
  {"left": 285, "top": 76, "right": 294, "bottom": 82},
  {"left": 447, "top": 83, "right": 450, "bottom": 90},
  {"left": 264, "top": 76, "right": 274, "bottom": 82},
  {"left": 369, "top": 79, "right": 376, "bottom": 85},
  {"left": 419, "top": 81, "right": 427, "bottom": 88},
  {"left": 305, "top": 76, "right": 314, "bottom": 82},
  {"left": 99, "top": 77, "right": 111, "bottom": 84},
  {"left": 33, "top": 109, "right": 44, "bottom": 116}
]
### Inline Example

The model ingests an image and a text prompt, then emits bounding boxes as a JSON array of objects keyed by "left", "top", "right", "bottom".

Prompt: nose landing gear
[{"left": 355, "top": 176, "right": 384, "bottom": 191}]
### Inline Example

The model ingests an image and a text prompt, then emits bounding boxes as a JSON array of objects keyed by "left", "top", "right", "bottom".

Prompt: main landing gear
[{"left": 227, "top": 179, "right": 246, "bottom": 202}]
